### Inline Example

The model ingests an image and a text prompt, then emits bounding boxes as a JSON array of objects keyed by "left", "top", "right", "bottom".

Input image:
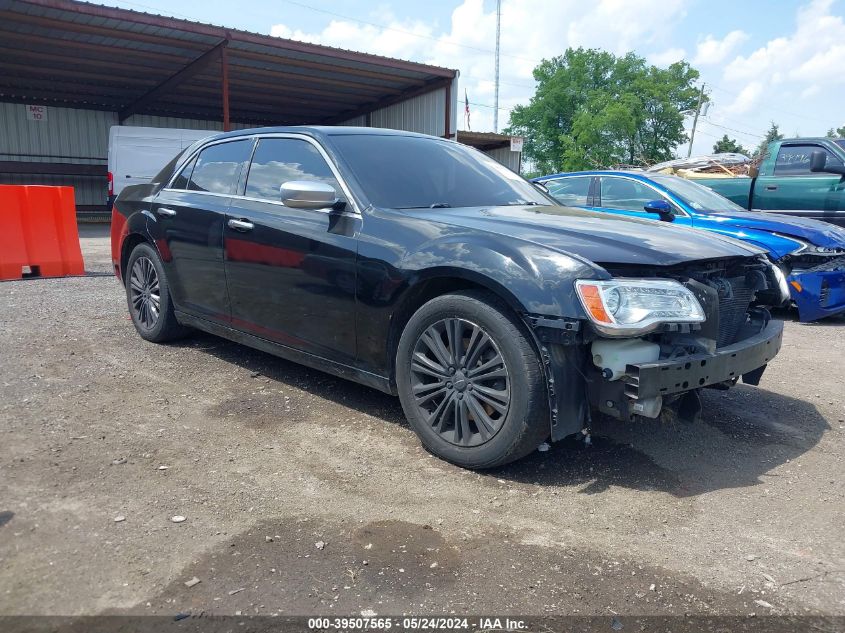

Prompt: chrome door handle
[
  {"left": 228, "top": 218, "right": 254, "bottom": 232},
  {"left": 765, "top": 185, "right": 778, "bottom": 191},
  {"left": 157, "top": 207, "right": 177, "bottom": 217}
]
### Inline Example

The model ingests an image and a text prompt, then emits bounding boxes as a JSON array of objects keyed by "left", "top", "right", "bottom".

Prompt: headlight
[
  {"left": 575, "top": 279, "right": 705, "bottom": 336},
  {"left": 770, "top": 263, "right": 790, "bottom": 303},
  {"left": 777, "top": 235, "right": 845, "bottom": 257}
]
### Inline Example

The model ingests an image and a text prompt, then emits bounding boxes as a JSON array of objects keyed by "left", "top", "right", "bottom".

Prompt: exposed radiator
[{"left": 717, "top": 277, "right": 755, "bottom": 347}]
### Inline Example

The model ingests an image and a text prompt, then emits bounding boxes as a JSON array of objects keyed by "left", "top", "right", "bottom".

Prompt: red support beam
[{"left": 221, "top": 44, "right": 230, "bottom": 132}]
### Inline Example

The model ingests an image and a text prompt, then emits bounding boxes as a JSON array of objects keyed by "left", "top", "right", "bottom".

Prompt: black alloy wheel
[
  {"left": 410, "top": 317, "right": 511, "bottom": 447},
  {"left": 129, "top": 256, "right": 161, "bottom": 330},
  {"left": 396, "top": 290, "right": 549, "bottom": 469},
  {"left": 125, "top": 242, "right": 189, "bottom": 343}
]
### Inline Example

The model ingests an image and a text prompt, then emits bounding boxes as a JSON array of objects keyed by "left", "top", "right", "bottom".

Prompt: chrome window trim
[{"left": 163, "top": 133, "right": 361, "bottom": 216}]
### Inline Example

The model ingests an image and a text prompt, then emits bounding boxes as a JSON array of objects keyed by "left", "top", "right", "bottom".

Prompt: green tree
[
  {"left": 826, "top": 126, "right": 845, "bottom": 138},
  {"left": 712, "top": 134, "right": 749, "bottom": 155},
  {"left": 504, "top": 48, "right": 702, "bottom": 172},
  {"left": 755, "top": 122, "right": 783, "bottom": 157}
]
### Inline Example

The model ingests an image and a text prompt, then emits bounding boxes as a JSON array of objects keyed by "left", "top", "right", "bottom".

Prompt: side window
[
  {"left": 600, "top": 178, "right": 663, "bottom": 212},
  {"left": 188, "top": 140, "right": 252, "bottom": 194},
  {"left": 244, "top": 138, "right": 344, "bottom": 203},
  {"left": 545, "top": 177, "right": 592, "bottom": 206},
  {"left": 170, "top": 155, "right": 197, "bottom": 190},
  {"left": 774, "top": 145, "right": 844, "bottom": 176}
]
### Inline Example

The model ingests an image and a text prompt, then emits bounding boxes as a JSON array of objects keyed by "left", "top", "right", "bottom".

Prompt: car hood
[
  {"left": 412, "top": 205, "right": 765, "bottom": 266},
  {"left": 700, "top": 211, "right": 845, "bottom": 249}
]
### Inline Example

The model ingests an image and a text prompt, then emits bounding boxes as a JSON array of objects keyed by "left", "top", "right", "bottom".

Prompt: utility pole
[
  {"left": 687, "top": 82, "right": 706, "bottom": 158},
  {"left": 493, "top": 0, "right": 501, "bottom": 132}
]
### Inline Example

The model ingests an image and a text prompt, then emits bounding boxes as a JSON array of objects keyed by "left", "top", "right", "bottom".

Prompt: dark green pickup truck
[{"left": 696, "top": 138, "right": 845, "bottom": 227}]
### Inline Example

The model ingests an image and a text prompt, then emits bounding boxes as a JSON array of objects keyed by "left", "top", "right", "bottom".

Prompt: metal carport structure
[{"left": 0, "top": 0, "right": 459, "bottom": 217}]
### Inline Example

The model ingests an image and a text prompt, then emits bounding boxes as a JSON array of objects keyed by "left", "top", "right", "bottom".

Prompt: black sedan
[{"left": 111, "top": 127, "right": 786, "bottom": 469}]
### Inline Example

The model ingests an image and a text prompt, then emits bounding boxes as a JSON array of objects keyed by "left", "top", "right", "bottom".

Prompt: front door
[
  {"left": 755, "top": 143, "right": 845, "bottom": 226},
  {"left": 149, "top": 138, "right": 254, "bottom": 324},
  {"left": 594, "top": 176, "right": 693, "bottom": 227},
  {"left": 223, "top": 136, "right": 360, "bottom": 365}
]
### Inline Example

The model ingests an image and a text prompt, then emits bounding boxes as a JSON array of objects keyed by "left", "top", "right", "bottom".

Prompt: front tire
[
  {"left": 125, "top": 242, "right": 189, "bottom": 343},
  {"left": 396, "top": 291, "right": 549, "bottom": 469}
]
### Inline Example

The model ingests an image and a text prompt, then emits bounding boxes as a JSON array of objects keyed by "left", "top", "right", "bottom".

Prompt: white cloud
[
  {"left": 649, "top": 47, "right": 687, "bottom": 66},
  {"left": 269, "top": 0, "right": 691, "bottom": 133},
  {"left": 724, "top": 0, "right": 845, "bottom": 85},
  {"left": 728, "top": 81, "right": 764, "bottom": 115},
  {"left": 685, "top": 0, "right": 845, "bottom": 157},
  {"left": 692, "top": 30, "right": 748, "bottom": 66},
  {"left": 268, "top": 0, "right": 844, "bottom": 159}
]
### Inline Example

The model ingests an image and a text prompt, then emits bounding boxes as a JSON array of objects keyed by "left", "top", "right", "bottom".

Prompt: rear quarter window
[{"left": 187, "top": 140, "right": 253, "bottom": 194}]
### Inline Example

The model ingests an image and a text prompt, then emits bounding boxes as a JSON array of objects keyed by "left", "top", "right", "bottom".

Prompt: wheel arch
[
  {"left": 120, "top": 233, "right": 151, "bottom": 285},
  {"left": 385, "top": 269, "right": 534, "bottom": 390}
]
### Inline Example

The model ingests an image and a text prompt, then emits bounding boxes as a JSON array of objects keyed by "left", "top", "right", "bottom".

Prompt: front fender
[
  {"left": 399, "top": 233, "right": 606, "bottom": 319},
  {"left": 695, "top": 225, "right": 799, "bottom": 260}
]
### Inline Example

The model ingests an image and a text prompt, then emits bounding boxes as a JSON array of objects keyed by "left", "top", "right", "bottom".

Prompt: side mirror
[
  {"left": 809, "top": 150, "right": 845, "bottom": 176},
  {"left": 532, "top": 181, "right": 550, "bottom": 194},
  {"left": 810, "top": 150, "right": 827, "bottom": 173},
  {"left": 643, "top": 199, "right": 675, "bottom": 222},
  {"left": 280, "top": 180, "right": 339, "bottom": 209}
]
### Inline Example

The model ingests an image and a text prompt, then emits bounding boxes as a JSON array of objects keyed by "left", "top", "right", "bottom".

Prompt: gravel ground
[{"left": 1, "top": 225, "right": 844, "bottom": 618}]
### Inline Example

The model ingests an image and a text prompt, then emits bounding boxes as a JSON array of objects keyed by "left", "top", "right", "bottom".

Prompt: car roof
[
  {"left": 534, "top": 170, "right": 652, "bottom": 181},
  {"left": 198, "top": 125, "right": 438, "bottom": 143}
]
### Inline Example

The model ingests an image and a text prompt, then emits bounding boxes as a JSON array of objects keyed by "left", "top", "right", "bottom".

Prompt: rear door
[
  {"left": 223, "top": 135, "right": 360, "bottom": 365},
  {"left": 755, "top": 143, "right": 845, "bottom": 225},
  {"left": 543, "top": 176, "right": 595, "bottom": 209},
  {"left": 149, "top": 138, "right": 254, "bottom": 324}
]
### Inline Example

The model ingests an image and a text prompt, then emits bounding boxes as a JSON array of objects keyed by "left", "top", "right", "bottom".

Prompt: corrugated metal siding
[
  {"left": 338, "top": 114, "right": 368, "bottom": 126},
  {"left": 370, "top": 87, "right": 447, "bottom": 137},
  {"left": 0, "top": 102, "right": 115, "bottom": 163},
  {"left": 122, "top": 114, "right": 252, "bottom": 131},
  {"left": 0, "top": 173, "right": 105, "bottom": 206},
  {"left": 484, "top": 146, "right": 521, "bottom": 173}
]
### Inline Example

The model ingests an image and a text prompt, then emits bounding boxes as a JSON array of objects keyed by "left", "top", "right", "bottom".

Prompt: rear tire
[
  {"left": 396, "top": 290, "right": 549, "bottom": 469},
  {"left": 125, "top": 242, "right": 189, "bottom": 343}
]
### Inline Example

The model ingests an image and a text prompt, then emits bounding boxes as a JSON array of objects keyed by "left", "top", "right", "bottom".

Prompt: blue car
[{"left": 534, "top": 170, "right": 845, "bottom": 322}]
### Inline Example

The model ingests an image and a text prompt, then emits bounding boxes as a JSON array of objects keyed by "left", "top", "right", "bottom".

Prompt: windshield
[
  {"left": 330, "top": 134, "right": 553, "bottom": 209},
  {"left": 837, "top": 140, "right": 845, "bottom": 151},
  {"left": 650, "top": 174, "right": 748, "bottom": 213}
]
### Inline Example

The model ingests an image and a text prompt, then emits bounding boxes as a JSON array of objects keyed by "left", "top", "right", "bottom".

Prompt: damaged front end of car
[
  {"left": 780, "top": 243, "right": 845, "bottom": 322},
  {"left": 526, "top": 256, "right": 786, "bottom": 441}
]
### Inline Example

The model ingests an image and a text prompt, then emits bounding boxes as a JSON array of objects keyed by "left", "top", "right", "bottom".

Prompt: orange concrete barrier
[{"left": 0, "top": 185, "right": 85, "bottom": 280}]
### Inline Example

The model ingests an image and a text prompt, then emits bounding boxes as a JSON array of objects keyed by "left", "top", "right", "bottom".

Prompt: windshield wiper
[
  {"left": 502, "top": 201, "right": 542, "bottom": 206},
  {"left": 394, "top": 203, "right": 453, "bottom": 209}
]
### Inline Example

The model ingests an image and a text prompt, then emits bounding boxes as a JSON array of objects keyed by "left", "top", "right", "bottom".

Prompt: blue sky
[{"left": 100, "top": 0, "right": 845, "bottom": 157}]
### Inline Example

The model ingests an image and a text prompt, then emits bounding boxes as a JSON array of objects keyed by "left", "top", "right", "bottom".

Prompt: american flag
[{"left": 464, "top": 90, "right": 471, "bottom": 131}]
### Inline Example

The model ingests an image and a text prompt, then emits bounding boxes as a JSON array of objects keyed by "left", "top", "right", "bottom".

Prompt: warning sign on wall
[
  {"left": 25, "top": 105, "right": 48, "bottom": 121},
  {"left": 510, "top": 136, "right": 523, "bottom": 152}
]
